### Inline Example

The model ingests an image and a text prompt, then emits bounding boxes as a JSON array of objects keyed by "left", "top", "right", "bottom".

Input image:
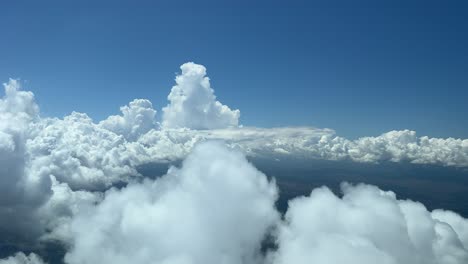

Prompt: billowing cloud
[
  {"left": 59, "top": 142, "right": 468, "bottom": 264},
  {"left": 344, "top": 130, "right": 468, "bottom": 166},
  {"left": 0, "top": 79, "right": 52, "bottom": 244},
  {"left": 99, "top": 99, "right": 157, "bottom": 141},
  {"left": 271, "top": 183, "right": 468, "bottom": 264},
  {"left": 0, "top": 79, "right": 39, "bottom": 119},
  {"left": 64, "top": 142, "right": 279, "bottom": 264},
  {"left": 38, "top": 176, "right": 103, "bottom": 243},
  {"left": 0, "top": 252, "right": 46, "bottom": 264},
  {"left": 432, "top": 209, "right": 468, "bottom": 249},
  {"left": 28, "top": 113, "right": 143, "bottom": 190},
  {"left": 162, "top": 62, "right": 240, "bottom": 129},
  {"left": 0, "top": 63, "right": 467, "bottom": 263}
]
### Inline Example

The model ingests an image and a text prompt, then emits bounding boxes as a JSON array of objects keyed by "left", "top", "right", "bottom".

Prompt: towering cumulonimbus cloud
[
  {"left": 162, "top": 62, "right": 240, "bottom": 130},
  {"left": 271, "top": 183, "right": 468, "bottom": 264},
  {"left": 64, "top": 142, "right": 279, "bottom": 264}
]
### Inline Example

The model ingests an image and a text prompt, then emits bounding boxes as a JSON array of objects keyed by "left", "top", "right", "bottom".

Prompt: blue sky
[{"left": 1, "top": 0, "right": 467, "bottom": 139}]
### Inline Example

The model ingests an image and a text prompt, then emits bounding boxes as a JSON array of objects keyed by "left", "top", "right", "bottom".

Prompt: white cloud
[
  {"left": 432, "top": 209, "right": 468, "bottom": 249},
  {"left": 345, "top": 130, "right": 468, "bottom": 166},
  {"left": 0, "top": 63, "right": 468, "bottom": 263},
  {"left": 0, "top": 79, "right": 52, "bottom": 244},
  {"left": 271, "top": 183, "right": 468, "bottom": 264},
  {"left": 38, "top": 176, "right": 103, "bottom": 244},
  {"left": 0, "top": 252, "right": 46, "bottom": 264},
  {"left": 137, "top": 128, "right": 468, "bottom": 167},
  {"left": 0, "top": 79, "right": 39, "bottom": 119},
  {"left": 60, "top": 142, "right": 468, "bottom": 264},
  {"left": 162, "top": 62, "right": 240, "bottom": 129},
  {"left": 27, "top": 112, "right": 143, "bottom": 190},
  {"left": 65, "top": 141, "right": 279, "bottom": 264},
  {"left": 99, "top": 99, "right": 157, "bottom": 141}
]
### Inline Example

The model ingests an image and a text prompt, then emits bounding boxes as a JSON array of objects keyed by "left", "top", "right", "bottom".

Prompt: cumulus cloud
[
  {"left": 0, "top": 79, "right": 52, "bottom": 244},
  {"left": 0, "top": 252, "right": 46, "bottom": 264},
  {"left": 28, "top": 112, "right": 143, "bottom": 190},
  {"left": 137, "top": 128, "right": 468, "bottom": 167},
  {"left": 0, "top": 79, "right": 39, "bottom": 119},
  {"left": 162, "top": 62, "right": 240, "bottom": 129},
  {"left": 65, "top": 142, "right": 279, "bottom": 264},
  {"left": 0, "top": 63, "right": 468, "bottom": 263},
  {"left": 38, "top": 176, "right": 102, "bottom": 243},
  {"left": 432, "top": 209, "right": 468, "bottom": 249},
  {"left": 344, "top": 130, "right": 468, "bottom": 166},
  {"left": 99, "top": 99, "right": 157, "bottom": 141},
  {"left": 59, "top": 142, "right": 468, "bottom": 264},
  {"left": 271, "top": 183, "right": 468, "bottom": 264}
]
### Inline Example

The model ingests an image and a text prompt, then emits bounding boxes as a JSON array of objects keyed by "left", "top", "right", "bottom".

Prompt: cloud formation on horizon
[{"left": 0, "top": 63, "right": 468, "bottom": 263}]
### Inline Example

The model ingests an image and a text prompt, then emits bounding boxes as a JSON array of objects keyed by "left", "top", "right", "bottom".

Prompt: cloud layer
[
  {"left": 0, "top": 63, "right": 467, "bottom": 263},
  {"left": 138, "top": 127, "right": 468, "bottom": 167}
]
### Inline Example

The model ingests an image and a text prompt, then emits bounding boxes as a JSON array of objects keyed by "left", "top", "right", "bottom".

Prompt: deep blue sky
[{"left": 1, "top": 0, "right": 467, "bottom": 139}]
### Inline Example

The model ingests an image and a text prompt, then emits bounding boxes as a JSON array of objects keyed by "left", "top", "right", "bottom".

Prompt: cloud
[
  {"left": 162, "top": 62, "right": 240, "bottom": 129},
  {"left": 0, "top": 79, "right": 52, "bottom": 244},
  {"left": 99, "top": 99, "right": 157, "bottom": 141},
  {"left": 60, "top": 142, "right": 468, "bottom": 264},
  {"left": 0, "top": 79, "right": 39, "bottom": 119},
  {"left": 64, "top": 141, "right": 279, "bottom": 264},
  {"left": 38, "top": 176, "right": 103, "bottom": 244},
  {"left": 432, "top": 209, "right": 468, "bottom": 249},
  {"left": 0, "top": 252, "right": 46, "bottom": 264},
  {"left": 345, "top": 130, "right": 468, "bottom": 166},
  {"left": 28, "top": 112, "right": 143, "bottom": 190},
  {"left": 138, "top": 128, "right": 468, "bottom": 167},
  {"left": 0, "top": 63, "right": 467, "bottom": 263},
  {"left": 271, "top": 183, "right": 468, "bottom": 264}
]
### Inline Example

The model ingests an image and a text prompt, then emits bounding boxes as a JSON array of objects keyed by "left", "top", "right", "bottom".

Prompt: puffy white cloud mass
[
  {"left": 57, "top": 143, "right": 468, "bottom": 264},
  {"left": 271, "top": 183, "right": 468, "bottom": 264},
  {"left": 162, "top": 62, "right": 240, "bottom": 129},
  {"left": 0, "top": 79, "right": 52, "bottom": 243},
  {"left": 0, "top": 63, "right": 468, "bottom": 264},
  {"left": 64, "top": 142, "right": 279, "bottom": 264},
  {"left": 99, "top": 99, "right": 157, "bottom": 141},
  {"left": 28, "top": 112, "right": 144, "bottom": 190},
  {"left": 341, "top": 130, "right": 468, "bottom": 166},
  {"left": 0, "top": 252, "right": 45, "bottom": 264}
]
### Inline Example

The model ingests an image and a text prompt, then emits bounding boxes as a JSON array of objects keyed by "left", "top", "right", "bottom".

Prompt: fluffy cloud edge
[{"left": 0, "top": 252, "right": 46, "bottom": 264}]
